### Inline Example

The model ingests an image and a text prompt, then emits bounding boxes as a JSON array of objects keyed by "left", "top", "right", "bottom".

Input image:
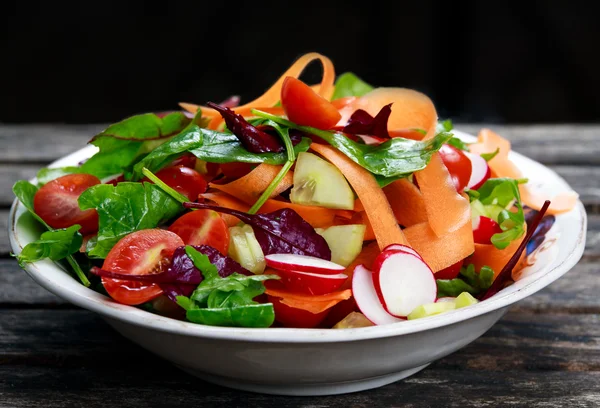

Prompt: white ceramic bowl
[{"left": 8, "top": 130, "right": 586, "bottom": 396}]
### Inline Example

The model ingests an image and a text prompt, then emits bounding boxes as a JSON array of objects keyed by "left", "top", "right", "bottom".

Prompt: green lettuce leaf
[
  {"left": 475, "top": 178, "right": 526, "bottom": 249},
  {"left": 185, "top": 304, "right": 275, "bottom": 328},
  {"left": 331, "top": 72, "right": 374, "bottom": 100},
  {"left": 253, "top": 111, "right": 452, "bottom": 178},
  {"left": 15, "top": 225, "right": 82, "bottom": 267},
  {"left": 78, "top": 182, "right": 183, "bottom": 258},
  {"left": 131, "top": 125, "right": 311, "bottom": 180}
]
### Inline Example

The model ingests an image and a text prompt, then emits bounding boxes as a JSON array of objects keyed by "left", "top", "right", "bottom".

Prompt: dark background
[{"left": 2, "top": 1, "right": 599, "bottom": 124}]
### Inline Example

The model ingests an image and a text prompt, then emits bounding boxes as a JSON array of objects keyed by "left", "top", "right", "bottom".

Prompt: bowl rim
[{"left": 8, "top": 129, "right": 587, "bottom": 343}]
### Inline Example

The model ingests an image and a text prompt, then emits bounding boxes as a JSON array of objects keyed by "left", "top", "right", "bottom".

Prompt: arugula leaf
[
  {"left": 436, "top": 264, "right": 495, "bottom": 297},
  {"left": 481, "top": 148, "right": 500, "bottom": 162},
  {"left": 131, "top": 125, "right": 311, "bottom": 180},
  {"left": 331, "top": 72, "right": 374, "bottom": 100},
  {"left": 15, "top": 225, "right": 82, "bottom": 267},
  {"left": 185, "top": 304, "right": 275, "bottom": 328},
  {"left": 12, "top": 181, "right": 90, "bottom": 286},
  {"left": 78, "top": 182, "right": 183, "bottom": 258},
  {"left": 447, "top": 137, "right": 470, "bottom": 152},
  {"left": 475, "top": 178, "right": 526, "bottom": 249},
  {"left": 253, "top": 110, "right": 452, "bottom": 178}
]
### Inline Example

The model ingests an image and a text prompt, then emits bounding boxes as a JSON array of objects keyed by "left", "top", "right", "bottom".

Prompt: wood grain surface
[{"left": 1, "top": 124, "right": 598, "bottom": 407}]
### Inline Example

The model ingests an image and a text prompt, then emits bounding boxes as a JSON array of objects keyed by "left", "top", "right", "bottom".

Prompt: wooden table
[{"left": 1, "top": 124, "right": 599, "bottom": 407}]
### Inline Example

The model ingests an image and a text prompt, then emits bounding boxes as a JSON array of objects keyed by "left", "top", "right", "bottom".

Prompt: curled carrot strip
[
  {"left": 179, "top": 52, "right": 335, "bottom": 128},
  {"left": 469, "top": 128, "right": 579, "bottom": 215},
  {"left": 310, "top": 143, "right": 408, "bottom": 250},
  {"left": 403, "top": 220, "right": 475, "bottom": 273},
  {"left": 415, "top": 153, "right": 471, "bottom": 236},
  {"left": 210, "top": 164, "right": 293, "bottom": 205},
  {"left": 265, "top": 288, "right": 352, "bottom": 314},
  {"left": 383, "top": 178, "right": 428, "bottom": 227}
]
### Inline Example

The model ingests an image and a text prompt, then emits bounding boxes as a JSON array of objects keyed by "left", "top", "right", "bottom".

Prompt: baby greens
[
  {"left": 331, "top": 72, "right": 374, "bottom": 100},
  {"left": 436, "top": 264, "right": 495, "bottom": 297},
  {"left": 15, "top": 225, "right": 82, "bottom": 267}
]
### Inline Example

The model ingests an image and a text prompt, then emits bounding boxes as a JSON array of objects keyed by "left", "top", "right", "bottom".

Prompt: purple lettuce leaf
[
  {"left": 343, "top": 103, "right": 392, "bottom": 139},
  {"left": 183, "top": 203, "right": 331, "bottom": 260}
]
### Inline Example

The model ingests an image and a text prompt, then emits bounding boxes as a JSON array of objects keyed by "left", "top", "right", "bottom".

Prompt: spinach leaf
[
  {"left": 176, "top": 246, "right": 279, "bottom": 328},
  {"left": 78, "top": 182, "right": 183, "bottom": 258},
  {"left": 131, "top": 125, "right": 311, "bottom": 180},
  {"left": 436, "top": 264, "right": 495, "bottom": 297},
  {"left": 185, "top": 304, "right": 275, "bottom": 328},
  {"left": 475, "top": 178, "right": 526, "bottom": 249},
  {"left": 12, "top": 181, "right": 90, "bottom": 286},
  {"left": 331, "top": 72, "right": 374, "bottom": 100},
  {"left": 15, "top": 225, "right": 82, "bottom": 267},
  {"left": 253, "top": 111, "right": 452, "bottom": 178}
]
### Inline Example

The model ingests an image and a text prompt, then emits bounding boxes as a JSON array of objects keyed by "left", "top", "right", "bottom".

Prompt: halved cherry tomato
[
  {"left": 149, "top": 165, "right": 207, "bottom": 201},
  {"left": 434, "top": 258, "right": 464, "bottom": 280},
  {"left": 281, "top": 77, "right": 341, "bottom": 130},
  {"left": 320, "top": 297, "right": 358, "bottom": 328},
  {"left": 101, "top": 229, "right": 184, "bottom": 305},
  {"left": 268, "top": 295, "right": 330, "bottom": 328},
  {"left": 271, "top": 269, "right": 347, "bottom": 296},
  {"left": 168, "top": 209, "right": 229, "bottom": 254},
  {"left": 33, "top": 173, "right": 101, "bottom": 235},
  {"left": 473, "top": 216, "right": 503, "bottom": 245},
  {"left": 438, "top": 144, "right": 472, "bottom": 192}
]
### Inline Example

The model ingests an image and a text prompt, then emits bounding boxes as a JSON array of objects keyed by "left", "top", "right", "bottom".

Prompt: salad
[{"left": 12, "top": 52, "right": 578, "bottom": 329}]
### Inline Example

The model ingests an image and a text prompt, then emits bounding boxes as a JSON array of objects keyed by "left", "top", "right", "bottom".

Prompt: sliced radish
[
  {"left": 436, "top": 297, "right": 456, "bottom": 303},
  {"left": 265, "top": 253, "right": 345, "bottom": 274},
  {"left": 272, "top": 269, "right": 347, "bottom": 296},
  {"left": 352, "top": 265, "right": 403, "bottom": 325},
  {"left": 382, "top": 243, "right": 423, "bottom": 260},
  {"left": 465, "top": 151, "right": 491, "bottom": 190},
  {"left": 472, "top": 215, "right": 503, "bottom": 245},
  {"left": 372, "top": 250, "right": 437, "bottom": 317}
]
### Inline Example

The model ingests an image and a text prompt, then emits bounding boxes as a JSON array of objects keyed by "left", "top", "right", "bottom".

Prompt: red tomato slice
[
  {"left": 101, "top": 229, "right": 184, "bottom": 306},
  {"left": 33, "top": 173, "right": 101, "bottom": 235},
  {"left": 168, "top": 209, "right": 229, "bottom": 254},
  {"left": 281, "top": 77, "right": 341, "bottom": 130},
  {"left": 268, "top": 295, "right": 330, "bottom": 328},
  {"left": 150, "top": 165, "right": 208, "bottom": 201},
  {"left": 434, "top": 258, "right": 464, "bottom": 280},
  {"left": 438, "top": 144, "right": 472, "bottom": 192}
]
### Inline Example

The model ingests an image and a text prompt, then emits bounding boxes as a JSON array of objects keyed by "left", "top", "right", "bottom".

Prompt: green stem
[
  {"left": 251, "top": 109, "right": 335, "bottom": 144},
  {"left": 141, "top": 167, "right": 189, "bottom": 204},
  {"left": 67, "top": 255, "right": 90, "bottom": 287},
  {"left": 247, "top": 160, "right": 294, "bottom": 214},
  {"left": 246, "top": 119, "right": 296, "bottom": 214}
]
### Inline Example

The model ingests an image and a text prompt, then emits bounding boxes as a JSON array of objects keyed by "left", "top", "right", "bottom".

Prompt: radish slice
[
  {"left": 382, "top": 243, "right": 423, "bottom": 260},
  {"left": 352, "top": 265, "right": 403, "bottom": 325},
  {"left": 436, "top": 297, "right": 456, "bottom": 303},
  {"left": 472, "top": 215, "right": 503, "bottom": 245},
  {"left": 265, "top": 254, "right": 345, "bottom": 274},
  {"left": 465, "top": 151, "right": 491, "bottom": 190},
  {"left": 373, "top": 250, "right": 437, "bottom": 317},
  {"left": 273, "top": 269, "right": 348, "bottom": 296}
]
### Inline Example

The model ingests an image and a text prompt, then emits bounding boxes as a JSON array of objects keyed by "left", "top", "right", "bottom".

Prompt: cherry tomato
[
  {"left": 33, "top": 173, "right": 101, "bottom": 235},
  {"left": 438, "top": 144, "right": 472, "bottom": 192},
  {"left": 272, "top": 269, "right": 347, "bottom": 296},
  {"left": 473, "top": 216, "right": 503, "bottom": 245},
  {"left": 170, "top": 153, "right": 197, "bottom": 169},
  {"left": 320, "top": 297, "right": 358, "bottom": 328},
  {"left": 281, "top": 77, "right": 342, "bottom": 130},
  {"left": 101, "top": 229, "right": 184, "bottom": 305},
  {"left": 105, "top": 174, "right": 125, "bottom": 186},
  {"left": 168, "top": 209, "right": 229, "bottom": 254},
  {"left": 435, "top": 259, "right": 464, "bottom": 280},
  {"left": 151, "top": 165, "right": 207, "bottom": 201},
  {"left": 268, "top": 295, "right": 330, "bottom": 328}
]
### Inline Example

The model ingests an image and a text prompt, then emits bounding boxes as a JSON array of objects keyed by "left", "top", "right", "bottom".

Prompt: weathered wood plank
[
  {"left": 0, "top": 124, "right": 105, "bottom": 163},
  {"left": 457, "top": 124, "right": 600, "bottom": 165},
  {"left": 0, "top": 210, "right": 10, "bottom": 254},
  {"left": 0, "top": 259, "right": 64, "bottom": 305},
  {"left": 0, "top": 310, "right": 598, "bottom": 408},
  {"left": 0, "top": 124, "right": 599, "bottom": 164},
  {"left": 0, "top": 165, "right": 38, "bottom": 207}
]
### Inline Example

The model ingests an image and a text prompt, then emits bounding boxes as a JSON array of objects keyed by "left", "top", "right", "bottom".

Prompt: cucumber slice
[
  {"left": 407, "top": 301, "right": 456, "bottom": 320},
  {"left": 228, "top": 224, "right": 266, "bottom": 274},
  {"left": 317, "top": 224, "right": 366, "bottom": 267},
  {"left": 455, "top": 292, "right": 479, "bottom": 309},
  {"left": 290, "top": 152, "right": 354, "bottom": 210}
]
